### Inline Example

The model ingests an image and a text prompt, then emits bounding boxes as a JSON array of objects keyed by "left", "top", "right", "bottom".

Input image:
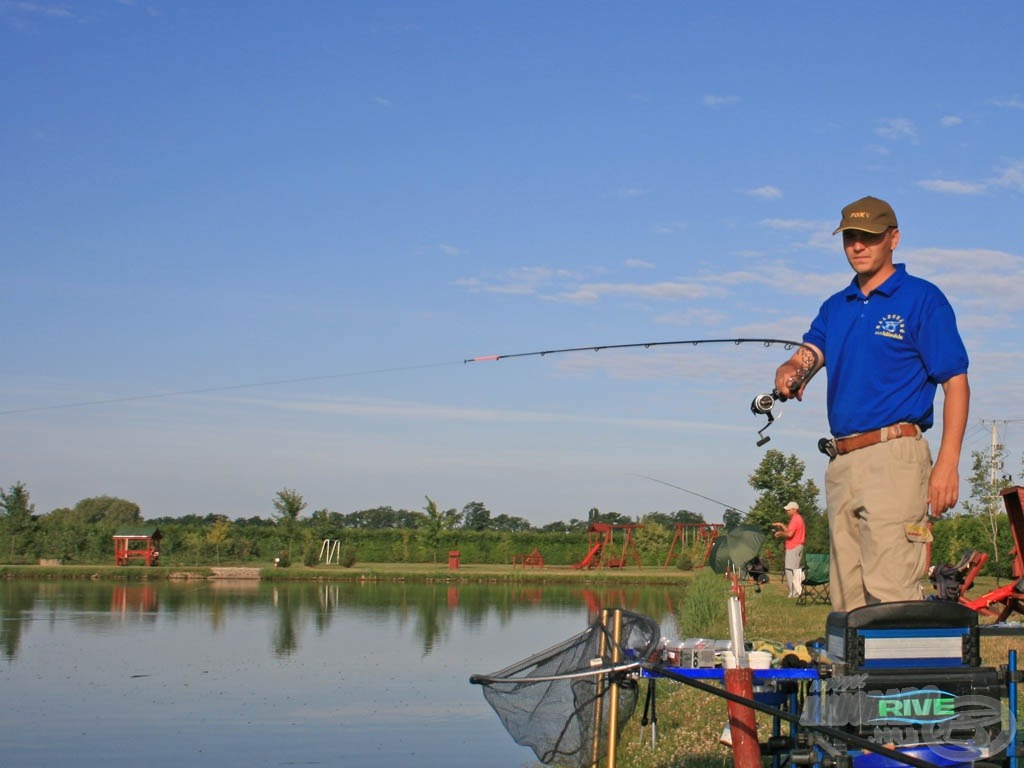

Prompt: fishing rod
[{"left": 465, "top": 337, "right": 821, "bottom": 445}]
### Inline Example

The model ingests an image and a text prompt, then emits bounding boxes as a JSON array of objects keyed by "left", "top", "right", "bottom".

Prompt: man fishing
[{"left": 772, "top": 195, "right": 970, "bottom": 612}]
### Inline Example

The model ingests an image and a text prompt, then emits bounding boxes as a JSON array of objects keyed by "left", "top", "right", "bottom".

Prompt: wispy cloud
[
  {"left": 654, "top": 306, "right": 727, "bottom": 327},
  {"left": 438, "top": 244, "right": 461, "bottom": 256},
  {"left": 373, "top": 96, "right": 392, "bottom": 107},
  {"left": 875, "top": 117, "right": 918, "bottom": 143},
  {"left": 617, "top": 186, "right": 646, "bottom": 199},
  {"left": 907, "top": 247, "right": 1024, "bottom": 316},
  {"left": 454, "top": 266, "right": 583, "bottom": 296},
  {"left": 991, "top": 158, "right": 1024, "bottom": 191},
  {"left": 917, "top": 158, "right": 1024, "bottom": 195},
  {"left": 917, "top": 179, "right": 986, "bottom": 195},
  {"left": 760, "top": 218, "right": 835, "bottom": 252},
  {"left": 557, "top": 281, "right": 714, "bottom": 303},
  {"left": 271, "top": 393, "right": 737, "bottom": 432},
  {"left": 654, "top": 221, "right": 688, "bottom": 234},
  {"left": 703, "top": 95, "right": 738, "bottom": 107},
  {"left": 4, "top": 1, "right": 75, "bottom": 18},
  {"left": 940, "top": 115, "right": 963, "bottom": 127},
  {"left": 990, "top": 95, "right": 1024, "bottom": 109},
  {"left": 625, "top": 258, "right": 655, "bottom": 270},
  {"left": 761, "top": 218, "right": 822, "bottom": 231},
  {"left": 746, "top": 185, "right": 782, "bottom": 200}
]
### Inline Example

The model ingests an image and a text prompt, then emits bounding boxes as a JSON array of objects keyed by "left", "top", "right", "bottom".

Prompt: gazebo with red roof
[{"left": 113, "top": 526, "right": 162, "bottom": 566}]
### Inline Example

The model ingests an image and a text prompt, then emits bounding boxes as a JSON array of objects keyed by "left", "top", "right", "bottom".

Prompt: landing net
[{"left": 469, "top": 609, "right": 660, "bottom": 768}]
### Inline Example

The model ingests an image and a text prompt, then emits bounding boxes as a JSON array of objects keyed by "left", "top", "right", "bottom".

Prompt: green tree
[
  {"left": 273, "top": 488, "right": 307, "bottom": 559},
  {"left": 722, "top": 508, "right": 744, "bottom": 531},
  {"left": 273, "top": 488, "right": 307, "bottom": 522},
  {"left": 73, "top": 496, "right": 142, "bottom": 526},
  {"left": 207, "top": 519, "right": 231, "bottom": 564},
  {"left": 0, "top": 482, "right": 37, "bottom": 562},
  {"left": 419, "top": 496, "right": 460, "bottom": 564},
  {"left": 37, "top": 496, "right": 141, "bottom": 562},
  {"left": 634, "top": 519, "right": 670, "bottom": 565},
  {"left": 490, "top": 513, "right": 532, "bottom": 532},
  {"left": 962, "top": 447, "right": 1012, "bottom": 566},
  {"left": 747, "top": 449, "right": 826, "bottom": 562},
  {"left": 461, "top": 501, "right": 491, "bottom": 531},
  {"left": 341, "top": 506, "right": 422, "bottom": 529},
  {"left": 643, "top": 509, "right": 706, "bottom": 528}
]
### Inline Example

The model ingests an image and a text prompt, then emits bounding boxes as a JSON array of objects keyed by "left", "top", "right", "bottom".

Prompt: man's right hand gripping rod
[{"left": 750, "top": 343, "right": 823, "bottom": 446}]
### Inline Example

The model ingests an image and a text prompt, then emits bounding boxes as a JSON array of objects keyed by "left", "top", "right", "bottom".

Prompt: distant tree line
[{"left": 2, "top": 446, "right": 1019, "bottom": 574}]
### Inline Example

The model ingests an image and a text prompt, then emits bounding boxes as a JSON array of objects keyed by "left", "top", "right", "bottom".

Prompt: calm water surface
[{"left": 0, "top": 580, "right": 679, "bottom": 768}]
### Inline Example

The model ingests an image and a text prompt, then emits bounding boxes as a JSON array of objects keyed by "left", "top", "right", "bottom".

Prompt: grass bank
[{"left": 0, "top": 561, "right": 693, "bottom": 584}]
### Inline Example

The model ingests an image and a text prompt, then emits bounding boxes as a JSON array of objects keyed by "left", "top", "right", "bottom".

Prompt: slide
[{"left": 572, "top": 541, "right": 603, "bottom": 570}]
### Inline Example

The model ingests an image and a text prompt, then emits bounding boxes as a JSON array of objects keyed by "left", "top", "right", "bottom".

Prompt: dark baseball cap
[{"left": 832, "top": 196, "right": 898, "bottom": 235}]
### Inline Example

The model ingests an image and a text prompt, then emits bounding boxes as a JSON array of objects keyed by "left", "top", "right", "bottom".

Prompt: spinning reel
[
  {"left": 750, "top": 390, "right": 787, "bottom": 447},
  {"left": 749, "top": 344, "right": 822, "bottom": 446}
]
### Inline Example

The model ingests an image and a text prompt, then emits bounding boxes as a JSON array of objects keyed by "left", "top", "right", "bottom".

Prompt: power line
[{"left": 979, "top": 418, "right": 1024, "bottom": 484}]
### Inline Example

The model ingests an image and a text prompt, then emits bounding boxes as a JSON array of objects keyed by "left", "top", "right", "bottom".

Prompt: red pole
[{"left": 724, "top": 668, "right": 761, "bottom": 768}]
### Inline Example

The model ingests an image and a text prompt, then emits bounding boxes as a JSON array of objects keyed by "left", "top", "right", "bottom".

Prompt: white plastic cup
[{"left": 748, "top": 651, "right": 772, "bottom": 670}]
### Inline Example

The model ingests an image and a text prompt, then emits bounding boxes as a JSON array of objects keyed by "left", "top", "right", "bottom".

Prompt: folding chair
[{"left": 796, "top": 553, "right": 831, "bottom": 606}]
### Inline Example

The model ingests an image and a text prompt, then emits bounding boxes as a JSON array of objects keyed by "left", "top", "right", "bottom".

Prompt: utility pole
[
  {"left": 980, "top": 419, "right": 1024, "bottom": 486},
  {"left": 981, "top": 420, "right": 1004, "bottom": 486}
]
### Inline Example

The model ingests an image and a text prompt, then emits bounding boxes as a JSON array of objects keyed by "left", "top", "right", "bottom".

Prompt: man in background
[{"left": 774, "top": 501, "right": 805, "bottom": 598}]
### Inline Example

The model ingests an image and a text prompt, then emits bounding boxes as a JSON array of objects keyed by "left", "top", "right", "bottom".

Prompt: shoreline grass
[{"left": 0, "top": 561, "right": 696, "bottom": 584}]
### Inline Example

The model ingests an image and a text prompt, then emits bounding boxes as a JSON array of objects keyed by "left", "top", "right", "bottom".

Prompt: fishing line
[
  {"left": 0, "top": 360, "right": 464, "bottom": 417},
  {"left": 5, "top": 336, "right": 814, "bottom": 436},
  {"left": 627, "top": 473, "right": 743, "bottom": 511}
]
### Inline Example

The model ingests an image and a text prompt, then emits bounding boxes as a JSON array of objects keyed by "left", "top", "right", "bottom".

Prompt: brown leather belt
[{"left": 834, "top": 423, "right": 920, "bottom": 455}]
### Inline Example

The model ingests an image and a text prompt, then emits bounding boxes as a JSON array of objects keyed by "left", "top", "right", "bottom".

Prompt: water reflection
[
  {"left": 2, "top": 580, "right": 681, "bottom": 662},
  {"left": 0, "top": 579, "right": 681, "bottom": 768},
  {"left": 2, "top": 579, "right": 680, "bottom": 661}
]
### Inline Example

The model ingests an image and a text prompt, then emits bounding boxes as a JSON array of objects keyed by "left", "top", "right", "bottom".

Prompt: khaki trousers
[
  {"left": 825, "top": 432, "right": 931, "bottom": 612},
  {"left": 784, "top": 545, "right": 804, "bottom": 597}
]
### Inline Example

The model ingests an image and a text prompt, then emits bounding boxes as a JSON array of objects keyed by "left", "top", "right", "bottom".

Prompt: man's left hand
[{"left": 928, "top": 462, "right": 960, "bottom": 517}]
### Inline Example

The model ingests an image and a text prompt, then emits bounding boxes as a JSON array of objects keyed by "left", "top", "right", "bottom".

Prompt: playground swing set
[
  {"left": 572, "top": 522, "right": 643, "bottom": 570},
  {"left": 663, "top": 522, "right": 724, "bottom": 569}
]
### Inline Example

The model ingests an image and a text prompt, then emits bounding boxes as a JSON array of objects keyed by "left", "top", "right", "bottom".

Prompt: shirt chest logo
[{"left": 875, "top": 313, "right": 906, "bottom": 340}]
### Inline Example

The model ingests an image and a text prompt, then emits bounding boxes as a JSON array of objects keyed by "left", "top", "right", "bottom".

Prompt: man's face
[{"left": 843, "top": 227, "right": 899, "bottom": 280}]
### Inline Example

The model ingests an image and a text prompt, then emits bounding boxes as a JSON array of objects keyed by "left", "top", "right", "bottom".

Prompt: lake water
[{"left": 0, "top": 579, "right": 681, "bottom": 768}]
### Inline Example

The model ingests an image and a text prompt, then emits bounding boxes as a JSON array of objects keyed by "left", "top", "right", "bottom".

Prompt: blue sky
[{"left": 3, "top": 1, "right": 1023, "bottom": 525}]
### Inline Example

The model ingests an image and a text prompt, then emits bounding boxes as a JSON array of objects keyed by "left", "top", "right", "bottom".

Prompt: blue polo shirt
[{"left": 803, "top": 263, "right": 968, "bottom": 437}]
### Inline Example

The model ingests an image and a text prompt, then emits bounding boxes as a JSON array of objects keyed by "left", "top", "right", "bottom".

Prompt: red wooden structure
[
  {"left": 512, "top": 548, "right": 545, "bottom": 568},
  {"left": 113, "top": 526, "right": 162, "bottom": 566},
  {"left": 572, "top": 523, "right": 642, "bottom": 569},
  {"left": 663, "top": 522, "right": 724, "bottom": 569}
]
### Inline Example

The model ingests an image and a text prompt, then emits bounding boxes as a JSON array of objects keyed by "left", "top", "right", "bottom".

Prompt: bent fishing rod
[{"left": 465, "top": 337, "right": 821, "bottom": 446}]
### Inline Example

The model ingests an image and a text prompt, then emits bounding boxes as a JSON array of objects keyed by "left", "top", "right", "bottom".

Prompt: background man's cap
[
  {"left": 832, "top": 196, "right": 898, "bottom": 235},
  {"left": 784, "top": 501, "right": 799, "bottom": 511}
]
